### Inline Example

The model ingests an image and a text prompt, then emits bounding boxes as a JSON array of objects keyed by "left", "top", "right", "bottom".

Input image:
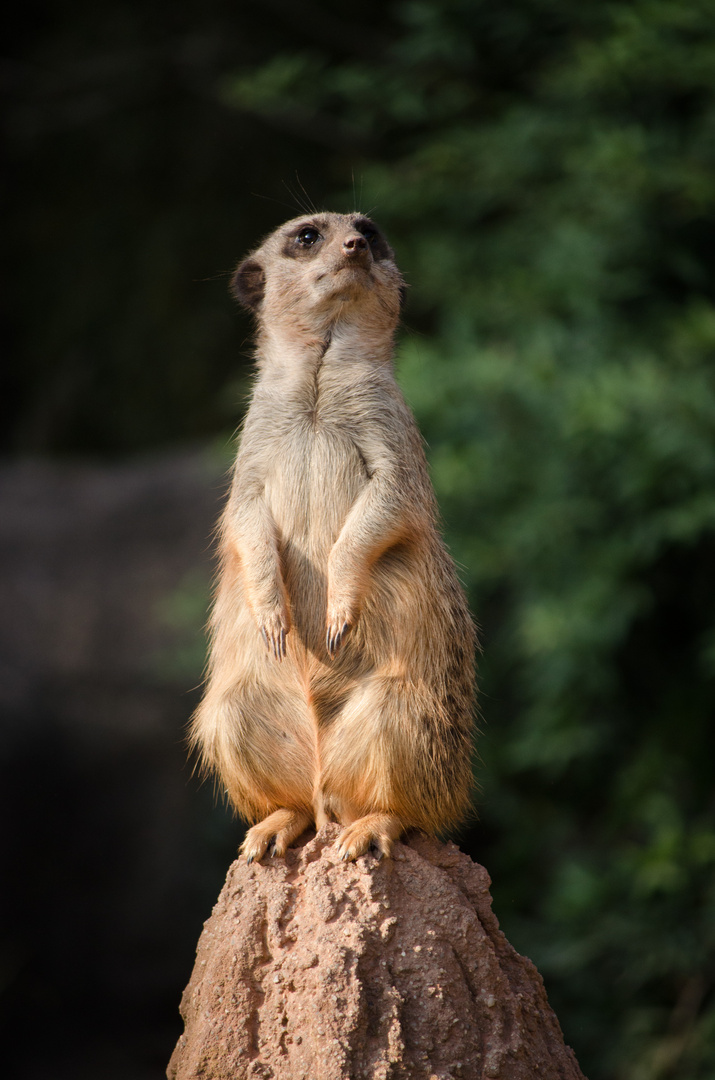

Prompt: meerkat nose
[{"left": 343, "top": 234, "right": 369, "bottom": 256}]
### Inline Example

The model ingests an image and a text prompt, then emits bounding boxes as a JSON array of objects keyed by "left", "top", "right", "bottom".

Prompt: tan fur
[{"left": 190, "top": 212, "right": 476, "bottom": 861}]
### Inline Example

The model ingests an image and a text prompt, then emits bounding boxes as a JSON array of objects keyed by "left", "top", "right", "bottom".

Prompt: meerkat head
[{"left": 230, "top": 212, "right": 406, "bottom": 336}]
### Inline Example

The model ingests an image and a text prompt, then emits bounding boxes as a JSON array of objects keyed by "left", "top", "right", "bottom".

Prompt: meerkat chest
[{"left": 258, "top": 376, "right": 372, "bottom": 544}]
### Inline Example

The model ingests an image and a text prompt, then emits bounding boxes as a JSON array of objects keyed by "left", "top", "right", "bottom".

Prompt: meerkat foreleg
[
  {"left": 326, "top": 471, "right": 412, "bottom": 656},
  {"left": 225, "top": 495, "right": 290, "bottom": 660}
]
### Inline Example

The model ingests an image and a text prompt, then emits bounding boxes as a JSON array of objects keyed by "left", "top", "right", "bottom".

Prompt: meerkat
[{"left": 190, "top": 211, "right": 476, "bottom": 862}]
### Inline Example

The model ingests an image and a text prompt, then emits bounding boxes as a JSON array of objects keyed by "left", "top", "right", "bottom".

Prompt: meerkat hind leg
[
  {"left": 337, "top": 812, "right": 403, "bottom": 861},
  {"left": 241, "top": 807, "right": 313, "bottom": 863}
]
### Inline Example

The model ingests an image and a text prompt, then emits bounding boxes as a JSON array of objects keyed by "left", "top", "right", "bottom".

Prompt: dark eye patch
[
  {"left": 282, "top": 222, "right": 325, "bottom": 259},
  {"left": 297, "top": 226, "right": 321, "bottom": 247},
  {"left": 353, "top": 217, "right": 392, "bottom": 261}
]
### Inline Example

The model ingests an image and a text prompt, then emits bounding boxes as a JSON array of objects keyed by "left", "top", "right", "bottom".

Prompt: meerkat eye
[
  {"left": 359, "top": 226, "right": 378, "bottom": 243},
  {"left": 296, "top": 226, "right": 321, "bottom": 247}
]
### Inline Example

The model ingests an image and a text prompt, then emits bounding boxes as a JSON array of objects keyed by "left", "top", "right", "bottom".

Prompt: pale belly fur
[{"left": 263, "top": 422, "right": 367, "bottom": 656}]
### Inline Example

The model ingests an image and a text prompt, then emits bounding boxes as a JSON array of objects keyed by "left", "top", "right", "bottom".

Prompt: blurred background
[{"left": 3, "top": 1, "right": 715, "bottom": 1077}]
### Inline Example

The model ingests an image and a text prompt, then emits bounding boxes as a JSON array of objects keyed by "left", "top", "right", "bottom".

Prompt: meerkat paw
[
  {"left": 241, "top": 807, "right": 312, "bottom": 863},
  {"left": 337, "top": 813, "right": 403, "bottom": 861},
  {"left": 256, "top": 607, "right": 289, "bottom": 660},
  {"left": 326, "top": 604, "right": 355, "bottom": 657}
]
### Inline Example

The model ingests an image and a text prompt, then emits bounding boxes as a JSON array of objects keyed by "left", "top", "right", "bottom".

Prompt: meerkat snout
[{"left": 342, "top": 232, "right": 369, "bottom": 256}]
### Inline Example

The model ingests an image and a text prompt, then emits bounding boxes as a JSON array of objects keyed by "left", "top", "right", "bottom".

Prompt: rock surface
[{"left": 169, "top": 825, "right": 586, "bottom": 1080}]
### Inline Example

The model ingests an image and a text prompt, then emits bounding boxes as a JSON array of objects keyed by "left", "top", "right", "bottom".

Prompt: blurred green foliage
[{"left": 7, "top": 1, "right": 715, "bottom": 1077}]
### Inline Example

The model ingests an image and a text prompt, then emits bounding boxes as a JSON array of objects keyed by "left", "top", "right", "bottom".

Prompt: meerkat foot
[
  {"left": 337, "top": 813, "right": 403, "bottom": 861},
  {"left": 241, "top": 807, "right": 313, "bottom": 863}
]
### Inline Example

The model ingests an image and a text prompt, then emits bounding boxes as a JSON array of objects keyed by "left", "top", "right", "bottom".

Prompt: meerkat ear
[{"left": 231, "top": 258, "right": 266, "bottom": 310}]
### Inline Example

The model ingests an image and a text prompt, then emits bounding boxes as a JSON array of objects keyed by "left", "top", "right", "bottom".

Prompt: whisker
[
  {"left": 294, "top": 172, "right": 319, "bottom": 215},
  {"left": 250, "top": 191, "right": 307, "bottom": 215},
  {"left": 281, "top": 178, "right": 312, "bottom": 216}
]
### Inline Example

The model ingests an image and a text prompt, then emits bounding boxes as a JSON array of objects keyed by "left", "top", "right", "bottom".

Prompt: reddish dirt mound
[{"left": 168, "top": 825, "right": 586, "bottom": 1080}]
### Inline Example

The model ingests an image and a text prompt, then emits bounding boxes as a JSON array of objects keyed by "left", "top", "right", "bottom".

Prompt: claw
[
  {"left": 260, "top": 623, "right": 288, "bottom": 660},
  {"left": 246, "top": 854, "right": 254, "bottom": 865},
  {"left": 327, "top": 621, "right": 350, "bottom": 658},
  {"left": 269, "top": 844, "right": 277, "bottom": 858}
]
